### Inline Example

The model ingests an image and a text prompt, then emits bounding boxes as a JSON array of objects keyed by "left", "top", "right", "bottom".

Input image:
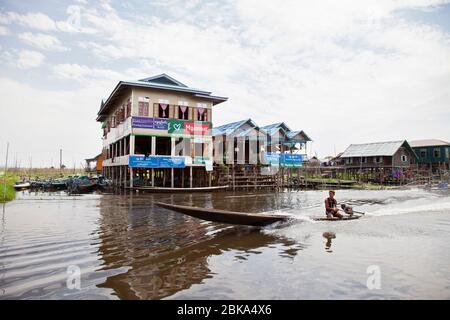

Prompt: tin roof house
[
  {"left": 212, "top": 119, "right": 311, "bottom": 165},
  {"left": 340, "top": 140, "right": 418, "bottom": 168},
  {"left": 409, "top": 139, "right": 450, "bottom": 171}
]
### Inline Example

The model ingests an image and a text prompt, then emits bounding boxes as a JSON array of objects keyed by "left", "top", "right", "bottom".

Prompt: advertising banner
[
  {"left": 185, "top": 122, "right": 210, "bottom": 135},
  {"left": 263, "top": 153, "right": 303, "bottom": 168},
  {"left": 129, "top": 155, "right": 186, "bottom": 168},
  {"left": 131, "top": 117, "right": 168, "bottom": 130},
  {"left": 280, "top": 154, "right": 303, "bottom": 167},
  {"left": 168, "top": 119, "right": 184, "bottom": 134}
]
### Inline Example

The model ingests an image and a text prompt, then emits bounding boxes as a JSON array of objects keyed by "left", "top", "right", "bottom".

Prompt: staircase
[{"left": 215, "top": 165, "right": 279, "bottom": 190}]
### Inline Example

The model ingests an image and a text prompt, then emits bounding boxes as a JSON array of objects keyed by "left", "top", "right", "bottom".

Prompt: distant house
[
  {"left": 409, "top": 139, "right": 450, "bottom": 171},
  {"left": 85, "top": 153, "right": 104, "bottom": 173},
  {"left": 260, "top": 122, "right": 311, "bottom": 154},
  {"left": 340, "top": 140, "right": 418, "bottom": 168}
]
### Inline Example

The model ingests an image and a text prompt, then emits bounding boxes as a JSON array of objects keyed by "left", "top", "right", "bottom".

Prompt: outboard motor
[{"left": 341, "top": 204, "right": 354, "bottom": 216}]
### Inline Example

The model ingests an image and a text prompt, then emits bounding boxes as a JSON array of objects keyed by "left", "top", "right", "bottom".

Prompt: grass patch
[{"left": 0, "top": 173, "right": 17, "bottom": 203}]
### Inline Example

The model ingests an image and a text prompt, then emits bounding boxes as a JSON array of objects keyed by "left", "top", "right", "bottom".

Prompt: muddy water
[{"left": 1, "top": 188, "right": 450, "bottom": 299}]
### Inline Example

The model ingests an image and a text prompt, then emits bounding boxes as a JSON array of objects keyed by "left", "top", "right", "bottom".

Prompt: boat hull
[
  {"left": 13, "top": 183, "right": 31, "bottom": 189},
  {"left": 155, "top": 202, "right": 290, "bottom": 226}
]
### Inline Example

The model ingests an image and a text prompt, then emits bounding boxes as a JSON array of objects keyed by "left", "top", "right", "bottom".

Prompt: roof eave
[{"left": 97, "top": 81, "right": 226, "bottom": 120}]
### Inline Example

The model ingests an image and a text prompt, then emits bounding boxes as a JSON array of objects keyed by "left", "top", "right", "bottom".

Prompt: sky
[{"left": 0, "top": 0, "right": 449, "bottom": 167}]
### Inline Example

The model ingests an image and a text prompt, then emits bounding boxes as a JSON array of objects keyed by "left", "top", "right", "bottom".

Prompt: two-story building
[
  {"left": 409, "top": 139, "right": 450, "bottom": 171},
  {"left": 97, "top": 74, "right": 227, "bottom": 189}
]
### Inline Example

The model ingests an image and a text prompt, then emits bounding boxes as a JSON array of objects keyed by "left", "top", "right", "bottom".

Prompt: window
[
  {"left": 433, "top": 148, "right": 441, "bottom": 158},
  {"left": 138, "top": 97, "right": 150, "bottom": 117},
  {"left": 197, "top": 103, "right": 208, "bottom": 121},
  {"left": 126, "top": 98, "right": 131, "bottom": 118},
  {"left": 401, "top": 155, "right": 408, "bottom": 162},
  {"left": 420, "top": 149, "right": 427, "bottom": 158},
  {"left": 361, "top": 157, "right": 367, "bottom": 163},
  {"left": 158, "top": 99, "right": 169, "bottom": 118},
  {"left": 446, "top": 147, "right": 449, "bottom": 159},
  {"left": 374, "top": 156, "right": 383, "bottom": 164},
  {"left": 178, "top": 102, "right": 189, "bottom": 120},
  {"left": 345, "top": 158, "right": 353, "bottom": 164}
]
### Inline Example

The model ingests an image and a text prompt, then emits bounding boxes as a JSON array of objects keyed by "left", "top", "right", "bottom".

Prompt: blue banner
[
  {"left": 129, "top": 155, "right": 186, "bottom": 168},
  {"left": 264, "top": 153, "right": 303, "bottom": 167},
  {"left": 132, "top": 117, "right": 168, "bottom": 130},
  {"left": 281, "top": 153, "right": 302, "bottom": 167},
  {"left": 281, "top": 153, "right": 303, "bottom": 163}
]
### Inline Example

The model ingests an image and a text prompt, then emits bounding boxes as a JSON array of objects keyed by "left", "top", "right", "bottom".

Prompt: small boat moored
[{"left": 13, "top": 182, "right": 31, "bottom": 189}]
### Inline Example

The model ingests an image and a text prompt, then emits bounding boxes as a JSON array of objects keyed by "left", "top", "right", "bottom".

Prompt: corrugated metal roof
[
  {"left": 213, "top": 119, "right": 312, "bottom": 145},
  {"left": 139, "top": 73, "right": 188, "bottom": 87},
  {"left": 287, "top": 130, "right": 312, "bottom": 142},
  {"left": 212, "top": 119, "right": 256, "bottom": 136},
  {"left": 341, "top": 140, "right": 407, "bottom": 157},
  {"left": 409, "top": 139, "right": 450, "bottom": 147},
  {"left": 121, "top": 80, "right": 211, "bottom": 95},
  {"left": 260, "top": 122, "right": 292, "bottom": 135}
]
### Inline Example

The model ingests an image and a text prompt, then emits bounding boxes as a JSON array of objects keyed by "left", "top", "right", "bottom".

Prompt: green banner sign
[{"left": 168, "top": 119, "right": 185, "bottom": 134}]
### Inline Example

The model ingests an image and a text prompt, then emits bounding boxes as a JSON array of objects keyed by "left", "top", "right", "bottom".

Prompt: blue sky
[{"left": 1, "top": 0, "right": 450, "bottom": 167}]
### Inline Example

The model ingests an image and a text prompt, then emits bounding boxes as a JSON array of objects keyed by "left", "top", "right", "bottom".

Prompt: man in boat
[{"left": 325, "top": 190, "right": 343, "bottom": 219}]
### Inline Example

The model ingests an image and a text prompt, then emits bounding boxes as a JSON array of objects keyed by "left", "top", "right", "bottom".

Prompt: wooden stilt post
[
  {"left": 190, "top": 166, "right": 193, "bottom": 188},
  {"left": 209, "top": 171, "right": 212, "bottom": 187},
  {"left": 171, "top": 168, "right": 174, "bottom": 188},
  {"left": 130, "top": 167, "right": 133, "bottom": 188},
  {"left": 3, "top": 142, "right": 9, "bottom": 203},
  {"left": 182, "top": 168, "right": 185, "bottom": 188},
  {"left": 232, "top": 164, "right": 235, "bottom": 191}
]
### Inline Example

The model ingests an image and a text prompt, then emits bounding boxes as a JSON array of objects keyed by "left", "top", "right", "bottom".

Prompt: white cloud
[
  {"left": 51, "top": 63, "right": 125, "bottom": 84},
  {"left": 16, "top": 50, "right": 45, "bottom": 69},
  {"left": 1, "top": 0, "right": 450, "bottom": 160},
  {"left": 18, "top": 32, "right": 69, "bottom": 52},
  {"left": 0, "top": 25, "right": 9, "bottom": 36},
  {"left": 0, "top": 77, "right": 105, "bottom": 168},
  {"left": 0, "top": 9, "right": 97, "bottom": 34},
  {"left": 0, "top": 12, "right": 57, "bottom": 31}
]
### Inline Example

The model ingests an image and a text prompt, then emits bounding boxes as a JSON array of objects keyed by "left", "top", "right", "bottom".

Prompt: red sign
[{"left": 185, "top": 122, "right": 210, "bottom": 135}]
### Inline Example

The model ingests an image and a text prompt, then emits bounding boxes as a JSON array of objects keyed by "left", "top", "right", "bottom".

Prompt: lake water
[{"left": 1, "top": 188, "right": 450, "bottom": 299}]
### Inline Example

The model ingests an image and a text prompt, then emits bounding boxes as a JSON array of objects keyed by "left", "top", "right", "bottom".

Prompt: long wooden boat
[
  {"left": 156, "top": 202, "right": 363, "bottom": 226},
  {"left": 155, "top": 202, "right": 291, "bottom": 226},
  {"left": 129, "top": 185, "right": 229, "bottom": 193}
]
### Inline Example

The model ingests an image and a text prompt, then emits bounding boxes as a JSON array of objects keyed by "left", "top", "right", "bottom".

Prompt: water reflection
[
  {"left": 2, "top": 188, "right": 449, "bottom": 299},
  {"left": 95, "top": 194, "right": 302, "bottom": 299},
  {"left": 323, "top": 232, "right": 336, "bottom": 253}
]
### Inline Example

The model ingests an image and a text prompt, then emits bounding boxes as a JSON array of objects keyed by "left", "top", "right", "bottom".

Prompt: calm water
[{"left": 1, "top": 188, "right": 450, "bottom": 299}]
